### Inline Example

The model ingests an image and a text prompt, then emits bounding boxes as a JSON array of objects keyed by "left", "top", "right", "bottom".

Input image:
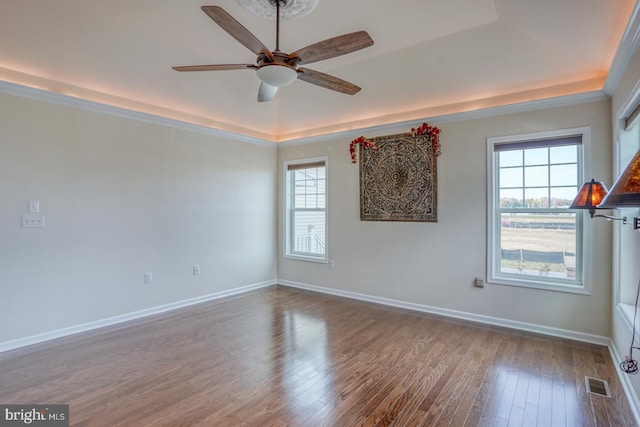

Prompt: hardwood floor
[{"left": 0, "top": 285, "right": 636, "bottom": 426}]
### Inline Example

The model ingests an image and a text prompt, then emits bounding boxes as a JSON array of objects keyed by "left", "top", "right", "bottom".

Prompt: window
[
  {"left": 487, "top": 129, "right": 588, "bottom": 293},
  {"left": 614, "top": 100, "right": 640, "bottom": 331},
  {"left": 284, "top": 158, "right": 327, "bottom": 262}
]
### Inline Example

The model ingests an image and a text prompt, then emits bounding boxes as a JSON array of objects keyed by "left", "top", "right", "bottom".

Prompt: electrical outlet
[
  {"left": 22, "top": 214, "right": 45, "bottom": 228},
  {"left": 330, "top": 260, "right": 335, "bottom": 268},
  {"left": 144, "top": 272, "right": 153, "bottom": 284},
  {"left": 193, "top": 265, "right": 200, "bottom": 276},
  {"left": 474, "top": 277, "right": 484, "bottom": 288}
]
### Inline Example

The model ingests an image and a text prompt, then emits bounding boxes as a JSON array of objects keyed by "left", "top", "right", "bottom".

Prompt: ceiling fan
[{"left": 173, "top": 1, "right": 374, "bottom": 102}]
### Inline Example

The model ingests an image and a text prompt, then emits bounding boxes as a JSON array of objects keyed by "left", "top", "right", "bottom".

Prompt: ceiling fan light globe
[{"left": 256, "top": 65, "right": 298, "bottom": 87}]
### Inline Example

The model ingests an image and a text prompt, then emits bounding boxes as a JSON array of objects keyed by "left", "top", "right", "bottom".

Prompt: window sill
[
  {"left": 283, "top": 254, "right": 327, "bottom": 264},
  {"left": 618, "top": 303, "right": 640, "bottom": 341},
  {"left": 489, "top": 275, "right": 590, "bottom": 295}
]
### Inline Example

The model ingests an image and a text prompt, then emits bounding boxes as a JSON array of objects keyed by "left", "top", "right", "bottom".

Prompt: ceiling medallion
[{"left": 237, "top": 0, "right": 318, "bottom": 21}]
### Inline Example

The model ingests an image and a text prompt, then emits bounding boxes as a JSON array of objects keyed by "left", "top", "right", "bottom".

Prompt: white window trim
[
  {"left": 613, "top": 77, "right": 640, "bottom": 334},
  {"left": 486, "top": 127, "right": 592, "bottom": 294},
  {"left": 283, "top": 156, "right": 329, "bottom": 264}
]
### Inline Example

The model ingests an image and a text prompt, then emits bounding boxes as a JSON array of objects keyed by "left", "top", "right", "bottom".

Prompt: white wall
[
  {"left": 278, "top": 99, "right": 613, "bottom": 337},
  {"left": 0, "top": 91, "right": 277, "bottom": 343}
]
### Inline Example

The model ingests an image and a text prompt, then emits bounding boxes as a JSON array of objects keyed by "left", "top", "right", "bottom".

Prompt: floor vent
[{"left": 585, "top": 376, "right": 611, "bottom": 398}]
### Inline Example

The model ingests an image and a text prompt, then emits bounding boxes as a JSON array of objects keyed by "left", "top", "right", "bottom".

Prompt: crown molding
[
  {"left": 1, "top": 79, "right": 608, "bottom": 149},
  {"left": 0, "top": 80, "right": 276, "bottom": 149},
  {"left": 604, "top": 2, "right": 640, "bottom": 95},
  {"left": 278, "top": 89, "right": 609, "bottom": 147}
]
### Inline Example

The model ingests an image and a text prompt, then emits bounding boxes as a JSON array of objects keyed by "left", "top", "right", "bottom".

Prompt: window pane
[
  {"left": 550, "top": 145, "right": 577, "bottom": 164},
  {"left": 524, "top": 148, "right": 548, "bottom": 165},
  {"left": 498, "top": 142, "right": 579, "bottom": 212},
  {"left": 500, "top": 167, "right": 523, "bottom": 187},
  {"left": 524, "top": 165, "right": 548, "bottom": 187},
  {"left": 500, "top": 150, "right": 522, "bottom": 167},
  {"left": 550, "top": 164, "right": 577, "bottom": 186},
  {"left": 500, "top": 188, "right": 523, "bottom": 208},
  {"left": 500, "top": 213, "right": 576, "bottom": 279},
  {"left": 550, "top": 187, "right": 577, "bottom": 208},
  {"left": 524, "top": 187, "right": 548, "bottom": 207},
  {"left": 305, "top": 195, "right": 317, "bottom": 208},
  {"left": 296, "top": 185, "right": 308, "bottom": 195},
  {"left": 292, "top": 210, "right": 326, "bottom": 255}
]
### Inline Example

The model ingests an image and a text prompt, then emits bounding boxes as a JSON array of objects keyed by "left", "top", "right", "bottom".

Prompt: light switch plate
[{"left": 28, "top": 201, "right": 39, "bottom": 213}]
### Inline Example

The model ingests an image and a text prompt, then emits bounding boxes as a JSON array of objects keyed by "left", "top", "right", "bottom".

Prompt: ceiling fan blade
[
  {"left": 172, "top": 64, "right": 256, "bottom": 72},
  {"left": 201, "top": 6, "right": 272, "bottom": 57},
  {"left": 258, "top": 82, "right": 278, "bottom": 102},
  {"left": 291, "top": 31, "right": 374, "bottom": 65},
  {"left": 297, "top": 68, "right": 361, "bottom": 95}
]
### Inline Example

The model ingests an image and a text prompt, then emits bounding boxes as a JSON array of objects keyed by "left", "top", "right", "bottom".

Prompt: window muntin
[
  {"left": 285, "top": 159, "right": 327, "bottom": 262},
  {"left": 488, "top": 131, "right": 586, "bottom": 292}
]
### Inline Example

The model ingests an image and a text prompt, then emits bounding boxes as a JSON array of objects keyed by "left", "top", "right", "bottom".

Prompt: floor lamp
[{"left": 570, "top": 150, "right": 640, "bottom": 373}]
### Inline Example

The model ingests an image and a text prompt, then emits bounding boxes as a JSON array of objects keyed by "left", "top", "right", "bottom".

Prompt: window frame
[
  {"left": 283, "top": 157, "right": 329, "bottom": 263},
  {"left": 613, "top": 82, "right": 640, "bottom": 335},
  {"left": 486, "top": 127, "right": 592, "bottom": 294}
]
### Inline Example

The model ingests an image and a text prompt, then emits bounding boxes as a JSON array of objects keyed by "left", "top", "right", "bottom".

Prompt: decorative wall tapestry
[{"left": 350, "top": 123, "right": 441, "bottom": 222}]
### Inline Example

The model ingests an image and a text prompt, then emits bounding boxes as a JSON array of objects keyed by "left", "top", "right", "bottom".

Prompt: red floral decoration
[
  {"left": 349, "top": 136, "right": 378, "bottom": 163},
  {"left": 350, "top": 122, "right": 441, "bottom": 163},
  {"left": 409, "top": 122, "right": 442, "bottom": 157}
]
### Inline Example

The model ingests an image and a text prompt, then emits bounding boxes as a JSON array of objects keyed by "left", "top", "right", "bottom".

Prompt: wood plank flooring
[{"left": 0, "top": 285, "right": 636, "bottom": 426}]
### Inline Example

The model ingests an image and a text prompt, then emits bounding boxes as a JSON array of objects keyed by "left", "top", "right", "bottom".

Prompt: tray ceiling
[{"left": 0, "top": 0, "right": 635, "bottom": 141}]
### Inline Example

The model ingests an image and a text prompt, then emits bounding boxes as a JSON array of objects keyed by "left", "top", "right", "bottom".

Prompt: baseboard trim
[
  {"left": 0, "top": 279, "right": 276, "bottom": 354},
  {"left": 278, "top": 280, "right": 610, "bottom": 346},
  {"left": 608, "top": 339, "right": 640, "bottom": 425}
]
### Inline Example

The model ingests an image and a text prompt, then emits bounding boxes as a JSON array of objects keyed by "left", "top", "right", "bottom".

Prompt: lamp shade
[
  {"left": 570, "top": 179, "right": 609, "bottom": 215},
  {"left": 599, "top": 149, "right": 640, "bottom": 208}
]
